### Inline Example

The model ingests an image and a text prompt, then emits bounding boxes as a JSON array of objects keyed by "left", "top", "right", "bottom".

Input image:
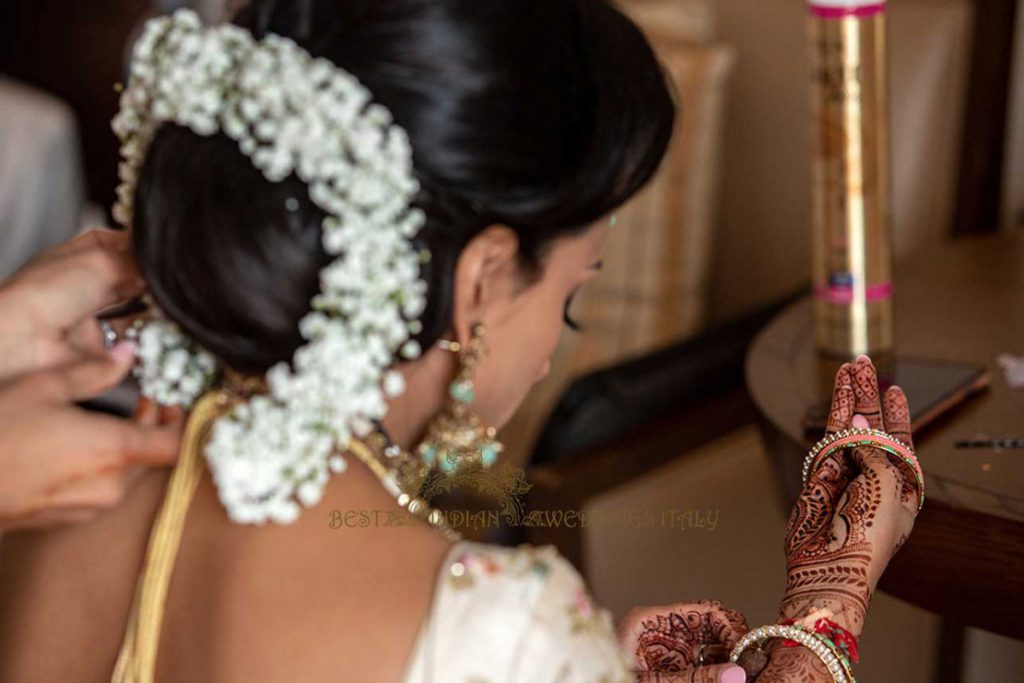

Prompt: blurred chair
[{"left": 0, "top": 77, "right": 85, "bottom": 279}]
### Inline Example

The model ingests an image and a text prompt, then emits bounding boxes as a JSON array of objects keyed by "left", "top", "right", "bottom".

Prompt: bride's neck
[{"left": 378, "top": 345, "right": 455, "bottom": 451}]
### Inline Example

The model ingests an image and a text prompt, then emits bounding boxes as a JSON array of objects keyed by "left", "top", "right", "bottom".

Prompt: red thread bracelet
[{"left": 779, "top": 617, "right": 860, "bottom": 663}]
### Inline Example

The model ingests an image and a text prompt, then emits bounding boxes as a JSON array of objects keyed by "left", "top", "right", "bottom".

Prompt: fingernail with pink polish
[
  {"left": 856, "top": 354, "right": 871, "bottom": 363},
  {"left": 110, "top": 340, "right": 138, "bottom": 363},
  {"left": 852, "top": 414, "right": 869, "bottom": 429},
  {"left": 720, "top": 665, "right": 746, "bottom": 683}
]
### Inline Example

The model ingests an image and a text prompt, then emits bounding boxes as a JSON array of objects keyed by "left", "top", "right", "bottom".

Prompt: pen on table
[{"left": 954, "top": 439, "right": 1024, "bottom": 449}]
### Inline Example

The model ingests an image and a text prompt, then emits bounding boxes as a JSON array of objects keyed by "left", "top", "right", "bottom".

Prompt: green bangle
[{"left": 802, "top": 428, "right": 924, "bottom": 511}]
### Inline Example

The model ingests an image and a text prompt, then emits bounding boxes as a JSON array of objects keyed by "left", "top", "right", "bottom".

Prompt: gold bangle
[{"left": 730, "top": 624, "right": 855, "bottom": 683}]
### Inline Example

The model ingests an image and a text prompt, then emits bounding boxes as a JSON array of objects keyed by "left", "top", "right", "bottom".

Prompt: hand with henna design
[
  {"left": 750, "top": 356, "right": 921, "bottom": 682},
  {"left": 617, "top": 357, "right": 919, "bottom": 683},
  {"left": 619, "top": 600, "right": 749, "bottom": 682},
  {"left": 778, "top": 355, "right": 920, "bottom": 638}
]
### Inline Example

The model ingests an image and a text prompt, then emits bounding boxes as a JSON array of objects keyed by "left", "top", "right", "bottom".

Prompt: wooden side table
[{"left": 746, "top": 233, "right": 1024, "bottom": 640}]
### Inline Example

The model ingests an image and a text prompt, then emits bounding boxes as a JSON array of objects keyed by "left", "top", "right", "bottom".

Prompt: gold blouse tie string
[{"left": 111, "top": 388, "right": 231, "bottom": 683}]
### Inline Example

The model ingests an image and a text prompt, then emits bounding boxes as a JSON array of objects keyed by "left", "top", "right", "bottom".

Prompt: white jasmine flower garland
[
  {"left": 113, "top": 10, "right": 427, "bottom": 524},
  {"left": 129, "top": 319, "right": 218, "bottom": 407}
]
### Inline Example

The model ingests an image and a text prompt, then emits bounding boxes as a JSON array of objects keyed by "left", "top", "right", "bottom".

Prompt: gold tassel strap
[{"left": 111, "top": 389, "right": 231, "bottom": 683}]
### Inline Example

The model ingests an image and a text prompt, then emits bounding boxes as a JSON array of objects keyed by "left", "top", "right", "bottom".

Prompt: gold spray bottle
[{"left": 808, "top": 0, "right": 893, "bottom": 358}]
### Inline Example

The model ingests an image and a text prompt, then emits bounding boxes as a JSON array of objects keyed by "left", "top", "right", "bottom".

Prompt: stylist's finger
[
  {"left": 62, "top": 229, "right": 144, "bottom": 310},
  {"left": 71, "top": 409, "right": 183, "bottom": 469},
  {"left": 32, "top": 341, "right": 137, "bottom": 403},
  {"left": 45, "top": 226, "right": 131, "bottom": 258},
  {"left": 2, "top": 506, "right": 100, "bottom": 530},
  {"left": 32, "top": 409, "right": 182, "bottom": 506},
  {"left": 42, "top": 468, "right": 131, "bottom": 510},
  {"left": 134, "top": 396, "right": 160, "bottom": 424},
  {"left": 9, "top": 229, "right": 144, "bottom": 340},
  {"left": 634, "top": 663, "right": 746, "bottom": 683}
]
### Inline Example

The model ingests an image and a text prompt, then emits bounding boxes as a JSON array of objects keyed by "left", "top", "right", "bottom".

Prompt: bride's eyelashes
[
  {"left": 563, "top": 258, "right": 603, "bottom": 330},
  {"left": 563, "top": 291, "right": 582, "bottom": 331},
  {"left": 563, "top": 259, "right": 603, "bottom": 331}
]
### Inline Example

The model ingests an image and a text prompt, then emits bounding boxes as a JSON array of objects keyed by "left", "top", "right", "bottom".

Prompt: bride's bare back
[{"left": 0, "top": 461, "right": 453, "bottom": 683}]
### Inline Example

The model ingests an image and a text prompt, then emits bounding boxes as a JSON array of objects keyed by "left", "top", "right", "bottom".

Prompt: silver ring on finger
[{"left": 98, "top": 319, "right": 118, "bottom": 349}]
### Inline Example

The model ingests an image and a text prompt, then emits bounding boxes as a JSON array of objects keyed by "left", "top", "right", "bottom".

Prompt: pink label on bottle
[
  {"left": 813, "top": 282, "right": 893, "bottom": 304},
  {"left": 808, "top": 1, "right": 885, "bottom": 18}
]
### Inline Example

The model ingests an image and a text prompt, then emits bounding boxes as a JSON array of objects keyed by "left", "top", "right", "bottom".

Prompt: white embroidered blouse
[{"left": 400, "top": 541, "right": 634, "bottom": 683}]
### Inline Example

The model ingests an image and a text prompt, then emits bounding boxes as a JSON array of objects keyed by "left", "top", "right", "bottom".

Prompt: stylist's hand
[
  {"left": 0, "top": 229, "right": 182, "bottom": 530},
  {"left": 0, "top": 353, "right": 182, "bottom": 529},
  {"left": 0, "top": 228, "right": 144, "bottom": 380},
  {"left": 779, "top": 355, "right": 920, "bottom": 636},
  {"left": 619, "top": 600, "right": 749, "bottom": 682}
]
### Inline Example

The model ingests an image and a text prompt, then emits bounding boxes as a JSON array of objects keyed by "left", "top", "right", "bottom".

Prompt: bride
[{"left": 0, "top": 2, "right": 921, "bottom": 682}]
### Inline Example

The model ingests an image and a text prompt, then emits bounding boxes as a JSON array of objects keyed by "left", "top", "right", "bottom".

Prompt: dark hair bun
[{"left": 133, "top": 0, "right": 675, "bottom": 374}]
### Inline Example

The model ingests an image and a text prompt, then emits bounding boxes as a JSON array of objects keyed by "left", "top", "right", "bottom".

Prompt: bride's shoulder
[{"left": 403, "top": 541, "right": 632, "bottom": 683}]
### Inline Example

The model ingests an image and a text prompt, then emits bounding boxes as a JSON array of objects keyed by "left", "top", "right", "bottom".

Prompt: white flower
[
  {"left": 113, "top": 9, "right": 428, "bottom": 526},
  {"left": 127, "top": 319, "right": 216, "bottom": 407},
  {"left": 401, "top": 340, "right": 422, "bottom": 359},
  {"left": 383, "top": 370, "right": 406, "bottom": 397}
]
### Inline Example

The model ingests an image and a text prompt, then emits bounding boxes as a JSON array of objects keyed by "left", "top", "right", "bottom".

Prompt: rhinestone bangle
[
  {"left": 730, "top": 624, "right": 856, "bottom": 683},
  {"left": 802, "top": 428, "right": 924, "bottom": 511},
  {"left": 806, "top": 629, "right": 858, "bottom": 683}
]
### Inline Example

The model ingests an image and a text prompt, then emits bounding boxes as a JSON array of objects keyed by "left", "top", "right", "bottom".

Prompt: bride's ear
[{"left": 449, "top": 224, "right": 521, "bottom": 347}]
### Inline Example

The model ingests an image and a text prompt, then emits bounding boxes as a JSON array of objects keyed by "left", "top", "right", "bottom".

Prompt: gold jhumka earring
[{"left": 416, "top": 323, "right": 504, "bottom": 473}]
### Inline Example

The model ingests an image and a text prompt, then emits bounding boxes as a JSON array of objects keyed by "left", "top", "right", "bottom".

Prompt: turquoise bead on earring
[
  {"left": 481, "top": 443, "right": 499, "bottom": 468},
  {"left": 418, "top": 444, "right": 437, "bottom": 466},
  {"left": 449, "top": 380, "right": 474, "bottom": 404},
  {"left": 415, "top": 324, "right": 505, "bottom": 478}
]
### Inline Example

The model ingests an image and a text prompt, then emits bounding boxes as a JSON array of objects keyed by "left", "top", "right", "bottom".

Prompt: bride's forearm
[{"left": 779, "top": 595, "right": 865, "bottom": 638}]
